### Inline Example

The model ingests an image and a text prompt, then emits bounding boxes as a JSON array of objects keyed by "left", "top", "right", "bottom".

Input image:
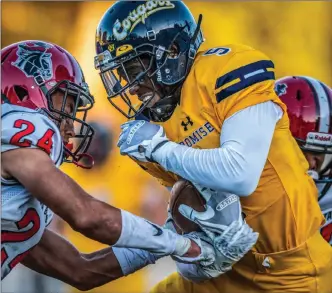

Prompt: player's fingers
[
  {"left": 164, "top": 218, "right": 177, "bottom": 233},
  {"left": 117, "top": 132, "right": 126, "bottom": 147},
  {"left": 192, "top": 183, "right": 212, "bottom": 202},
  {"left": 218, "top": 221, "right": 241, "bottom": 243},
  {"left": 181, "top": 204, "right": 215, "bottom": 222},
  {"left": 120, "top": 120, "right": 136, "bottom": 129},
  {"left": 119, "top": 146, "right": 126, "bottom": 155},
  {"left": 251, "top": 232, "right": 259, "bottom": 244},
  {"left": 120, "top": 125, "right": 129, "bottom": 131},
  {"left": 178, "top": 204, "right": 204, "bottom": 222},
  {"left": 120, "top": 145, "right": 139, "bottom": 156},
  {"left": 117, "top": 127, "right": 131, "bottom": 146},
  {"left": 227, "top": 222, "right": 254, "bottom": 246},
  {"left": 199, "top": 227, "right": 216, "bottom": 241},
  {"left": 226, "top": 223, "right": 246, "bottom": 245}
]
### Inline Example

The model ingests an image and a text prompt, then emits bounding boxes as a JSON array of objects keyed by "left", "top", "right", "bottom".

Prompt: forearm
[
  {"left": 112, "top": 247, "right": 161, "bottom": 276},
  {"left": 4, "top": 149, "right": 195, "bottom": 257},
  {"left": 23, "top": 230, "right": 164, "bottom": 291},
  {"left": 74, "top": 247, "right": 124, "bottom": 290},
  {"left": 22, "top": 230, "right": 123, "bottom": 291},
  {"left": 47, "top": 176, "right": 185, "bottom": 255},
  {"left": 72, "top": 200, "right": 194, "bottom": 258},
  {"left": 153, "top": 101, "right": 282, "bottom": 196},
  {"left": 154, "top": 143, "right": 252, "bottom": 194},
  {"left": 84, "top": 245, "right": 162, "bottom": 278},
  {"left": 53, "top": 171, "right": 195, "bottom": 257}
]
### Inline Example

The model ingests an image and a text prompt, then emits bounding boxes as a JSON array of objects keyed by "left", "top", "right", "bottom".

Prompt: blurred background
[{"left": 1, "top": 1, "right": 332, "bottom": 293}]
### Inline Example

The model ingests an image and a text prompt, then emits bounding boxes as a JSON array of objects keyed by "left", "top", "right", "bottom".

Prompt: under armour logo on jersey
[
  {"left": 262, "top": 256, "right": 271, "bottom": 268},
  {"left": 12, "top": 42, "right": 53, "bottom": 81},
  {"left": 181, "top": 116, "right": 193, "bottom": 131},
  {"left": 274, "top": 83, "right": 288, "bottom": 96}
]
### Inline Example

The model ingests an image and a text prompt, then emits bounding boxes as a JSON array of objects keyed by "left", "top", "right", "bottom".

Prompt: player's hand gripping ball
[{"left": 169, "top": 180, "right": 206, "bottom": 234}]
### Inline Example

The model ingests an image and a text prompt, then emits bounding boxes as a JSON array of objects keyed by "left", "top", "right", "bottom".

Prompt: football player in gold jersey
[{"left": 95, "top": 2, "right": 332, "bottom": 292}]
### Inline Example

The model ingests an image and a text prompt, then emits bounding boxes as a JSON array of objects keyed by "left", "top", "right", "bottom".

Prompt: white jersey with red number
[
  {"left": 317, "top": 183, "right": 332, "bottom": 245},
  {"left": 1, "top": 103, "right": 63, "bottom": 280}
]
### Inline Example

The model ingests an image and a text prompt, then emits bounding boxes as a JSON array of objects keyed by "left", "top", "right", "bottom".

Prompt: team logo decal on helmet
[
  {"left": 274, "top": 83, "right": 288, "bottom": 96},
  {"left": 113, "top": 0, "right": 175, "bottom": 41},
  {"left": 12, "top": 42, "right": 53, "bottom": 81}
]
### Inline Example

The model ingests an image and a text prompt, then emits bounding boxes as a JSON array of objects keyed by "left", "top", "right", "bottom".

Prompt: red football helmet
[
  {"left": 1, "top": 40, "right": 95, "bottom": 167},
  {"left": 275, "top": 76, "right": 332, "bottom": 184}
]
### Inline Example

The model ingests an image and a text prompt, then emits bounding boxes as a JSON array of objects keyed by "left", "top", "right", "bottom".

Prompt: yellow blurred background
[{"left": 2, "top": 1, "right": 332, "bottom": 293}]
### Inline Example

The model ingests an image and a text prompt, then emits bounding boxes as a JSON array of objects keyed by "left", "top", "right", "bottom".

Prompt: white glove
[
  {"left": 178, "top": 222, "right": 259, "bottom": 282},
  {"left": 164, "top": 209, "right": 228, "bottom": 282},
  {"left": 178, "top": 183, "right": 258, "bottom": 270},
  {"left": 164, "top": 206, "right": 216, "bottom": 266},
  {"left": 117, "top": 120, "right": 169, "bottom": 162},
  {"left": 176, "top": 258, "right": 230, "bottom": 283},
  {"left": 173, "top": 232, "right": 216, "bottom": 266}
]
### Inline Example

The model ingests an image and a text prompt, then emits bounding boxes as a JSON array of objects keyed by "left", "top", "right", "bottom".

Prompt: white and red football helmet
[
  {"left": 1, "top": 40, "right": 95, "bottom": 167},
  {"left": 275, "top": 75, "right": 332, "bottom": 184}
]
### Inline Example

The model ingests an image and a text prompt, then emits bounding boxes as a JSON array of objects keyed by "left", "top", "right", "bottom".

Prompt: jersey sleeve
[
  {"left": 1, "top": 107, "right": 63, "bottom": 166},
  {"left": 198, "top": 46, "right": 284, "bottom": 125}
]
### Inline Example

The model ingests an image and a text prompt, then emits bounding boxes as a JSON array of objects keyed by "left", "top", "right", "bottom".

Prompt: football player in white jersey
[
  {"left": 276, "top": 76, "right": 332, "bottom": 245},
  {"left": 1, "top": 40, "right": 222, "bottom": 289}
]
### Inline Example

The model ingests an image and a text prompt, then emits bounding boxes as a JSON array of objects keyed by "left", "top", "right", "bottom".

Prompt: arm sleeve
[
  {"left": 112, "top": 247, "right": 160, "bottom": 276},
  {"left": 153, "top": 101, "right": 283, "bottom": 196}
]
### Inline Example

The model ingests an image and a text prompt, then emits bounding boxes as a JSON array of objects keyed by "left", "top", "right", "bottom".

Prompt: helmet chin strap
[
  {"left": 72, "top": 153, "right": 95, "bottom": 169},
  {"left": 64, "top": 142, "right": 95, "bottom": 169},
  {"left": 184, "top": 14, "right": 203, "bottom": 77}
]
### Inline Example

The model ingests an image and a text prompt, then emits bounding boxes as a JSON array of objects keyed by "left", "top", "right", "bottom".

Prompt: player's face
[
  {"left": 303, "top": 151, "right": 325, "bottom": 179},
  {"left": 119, "top": 57, "right": 162, "bottom": 108},
  {"left": 51, "top": 91, "right": 75, "bottom": 143}
]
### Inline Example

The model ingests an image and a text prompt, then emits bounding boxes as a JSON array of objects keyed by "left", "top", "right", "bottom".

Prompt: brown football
[{"left": 169, "top": 179, "right": 206, "bottom": 234}]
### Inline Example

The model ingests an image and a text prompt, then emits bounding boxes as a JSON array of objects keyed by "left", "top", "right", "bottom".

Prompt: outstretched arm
[
  {"left": 22, "top": 228, "right": 162, "bottom": 291},
  {"left": 1, "top": 148, "right": 201, "bottom": 260},
  {"left": 22, "top": 229, "right": 122, "bottom": 291}
]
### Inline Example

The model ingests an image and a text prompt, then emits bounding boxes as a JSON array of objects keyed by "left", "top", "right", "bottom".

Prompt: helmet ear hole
[
  {"left": 296, "top": 90, "right": 302, "bottom": 101},
  {"left": 14, "top": 86, "right": 28, "bottom": 101}
]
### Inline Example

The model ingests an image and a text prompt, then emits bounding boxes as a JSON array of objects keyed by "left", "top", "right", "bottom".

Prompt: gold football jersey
[{"left": 134, "top": 44, "right": 324, "bottom": 253}]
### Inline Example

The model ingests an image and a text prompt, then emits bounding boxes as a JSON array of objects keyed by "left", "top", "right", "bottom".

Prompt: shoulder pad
[
  {"left": 1, "top": 104, "right": 63, "bottom": 166},
  {"left": 194, "top": 44, "right": 275, "bottom": 103}
]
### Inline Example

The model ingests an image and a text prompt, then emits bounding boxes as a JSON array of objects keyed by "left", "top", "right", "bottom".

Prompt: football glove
[
  {"left": 117, "top": 120, "right": 169, "bottom": 162},
  {"left": 176, "top": 254, "right": 231, "bottom": 283},
  {"left": 163, "top": 206, "right": 216, "bottom": 266},
  {"left": 178, "top": 183, "right": 258, "bottom": 268}
]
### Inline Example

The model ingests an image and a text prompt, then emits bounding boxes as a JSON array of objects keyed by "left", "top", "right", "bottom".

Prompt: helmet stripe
[
  {"left": 302, "top": 76, "right": 330, "bottom": 133},
  {"left": 320, "top": 81, "right": 332, "bottom": 134}
]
